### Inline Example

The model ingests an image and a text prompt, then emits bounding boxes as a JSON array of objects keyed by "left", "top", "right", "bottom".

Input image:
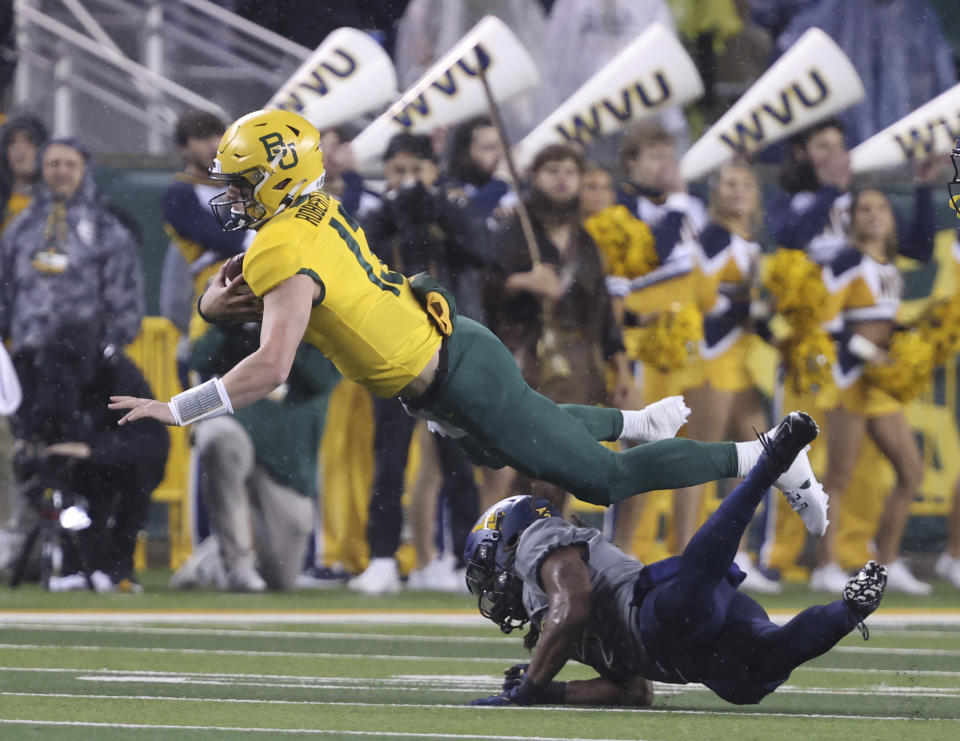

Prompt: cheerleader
[
  {"left": 673, "top": 161, "right": 778, "bottom": 592},
  {"left": 814, "top": 189, "right": 930, "bottom": 595}
]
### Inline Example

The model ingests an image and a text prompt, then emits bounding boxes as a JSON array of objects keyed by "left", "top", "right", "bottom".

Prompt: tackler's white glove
[{"left": 619, "top": 395, "right": 691, "bottom": 443}]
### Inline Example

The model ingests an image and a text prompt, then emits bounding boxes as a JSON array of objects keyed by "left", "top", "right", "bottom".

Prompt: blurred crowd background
[{"left": 1, "top": 0, "right": 960, "bottom": 600}]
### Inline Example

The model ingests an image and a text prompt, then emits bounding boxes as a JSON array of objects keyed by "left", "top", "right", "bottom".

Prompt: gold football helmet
[{"left": 208, "top": 109, "right": 325, "bottom": 230}]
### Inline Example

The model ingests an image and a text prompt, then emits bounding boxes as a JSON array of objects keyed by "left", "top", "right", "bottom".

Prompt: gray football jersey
[{"left": 515, "top": 517, "right": 659, "bottom": 682}]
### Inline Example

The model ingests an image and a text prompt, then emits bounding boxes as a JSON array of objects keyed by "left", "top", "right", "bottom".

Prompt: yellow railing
[{"left": 126, "top": 317, "right": 192, "bottom": 569}]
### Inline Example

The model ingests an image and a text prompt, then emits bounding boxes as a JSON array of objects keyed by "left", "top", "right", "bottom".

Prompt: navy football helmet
[
  {"left": 949, "top": 138, "right": 960, "bottom": 218},
  {"left": 463, "top": 495, "right": 560, "bottom": 634}
]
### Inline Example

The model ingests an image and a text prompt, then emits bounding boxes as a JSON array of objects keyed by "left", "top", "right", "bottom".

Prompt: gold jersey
[
  {"left": 821, "top": 247, "right": 901, "bottom": 334},
  {"left": 242, "top": 191, "right": 442, "bottom": 397}
]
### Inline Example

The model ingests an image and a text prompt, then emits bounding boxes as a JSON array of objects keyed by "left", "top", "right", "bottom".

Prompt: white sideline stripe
[
  {"left": 802, "top": 666, "right": 960, "bottom": 678},
  {"left": 20, "top": 673, "right": 960, "bottom": 700},
  {"left": 0, "top": 695, "right": 952, "bottom": 724},
  {"left": 3, "top": 622, "right": 957, "bottom": 647},
  {"left": 0, "top": 610, "right": 958, "bottom": 626},
  {"left": 0, "top": 623, "right": 509, "bottom": 645},
  {"left": 0, "top": 642, "right": 524, "bottom": 664},
  {"left": 6, "top": 640, "right": 960, "bottom": 663},
  {"left": 835, "top": 646, "right": 960, "bottom": 657},
  {"left": 7, "top": 663, "right": 960, "bottom": 681},
  {"left": 63, "top": 678, "right": 960, "bottom": 700},
  {"left": 869, "top": 629, "right": 960, "bottom": 639},
  {"left": 0, "top": 719, "right": 650, "bottom": 740},
  {"left": 0, "top": 611, "right": 489, "bottom": 626}
]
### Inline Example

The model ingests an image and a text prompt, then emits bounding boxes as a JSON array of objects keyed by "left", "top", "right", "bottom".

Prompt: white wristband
[
  {"left": 168, "top": 376, "right": 234, "bottom": 426},
  {"left": 847, "top": 333, "right": 882, "bottom": 362}
]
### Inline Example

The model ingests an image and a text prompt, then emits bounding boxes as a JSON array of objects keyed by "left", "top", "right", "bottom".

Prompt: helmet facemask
[
  {"left": 478, "top": 570, "right": 528, "bottom": 634},
  {"left": 465, "top": 528, "right": 528, "bottom": 634},
  {"left": 949, "top": 140, "right": 960, "bottom": 219},
  {"left": 208, "top": 168, "right": 268, "bottom": 231}
]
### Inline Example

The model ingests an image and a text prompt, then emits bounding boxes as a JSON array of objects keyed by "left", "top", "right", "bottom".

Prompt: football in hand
[{"left": 223, "top": 253, "right": 246, "bottom": 287}]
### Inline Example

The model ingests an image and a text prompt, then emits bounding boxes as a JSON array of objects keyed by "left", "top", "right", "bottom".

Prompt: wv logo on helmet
[{"left": 259, "top": 132, "right": 299, "bottom": 170}]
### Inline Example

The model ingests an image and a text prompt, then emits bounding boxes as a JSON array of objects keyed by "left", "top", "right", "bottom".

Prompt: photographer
[{"left": 11, "top": 324, "right": 168, "bottom": 590}]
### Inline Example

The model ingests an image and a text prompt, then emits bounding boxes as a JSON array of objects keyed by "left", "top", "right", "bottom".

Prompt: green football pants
[{"left": 419, "top": 318, "right": 738, "bottom": 506}]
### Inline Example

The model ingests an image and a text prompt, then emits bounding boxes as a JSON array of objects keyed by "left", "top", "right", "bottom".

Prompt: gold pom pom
[
  {"left": 762, "top": 248, "right": 828, "bottom": 329},
  {"left": 624, "top": 302, "right": 703, "bottom": 372},
  {"left": 584, "top": 205, "right": 659, "bottom": 279},
  {"left": 782, "top": 326, "right": 836, "bottom": 394},
  {"left": 863, "top": 329, "right": 936, "bottom": 402},
  {"left": 914, "top": 296, "right": 960, "bottom": 365}
]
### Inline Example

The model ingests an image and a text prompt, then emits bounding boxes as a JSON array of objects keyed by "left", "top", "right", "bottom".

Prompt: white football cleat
[
  {"left": 759, "top": 412, "right": 830, "bottom": 537},
  {"left": 809, "top": 561, "right": 850, "bottom": 593},
  {"left": 935, "top": 553, "right": 960, "bottom": 589},
  {"left": 884, "top": 559, "right": 932, "bottom": 596},
  {"left": 407, "top": 556, "right": 464, "bottom": 593},
  {"left": 348, "top": 557, "right": 401, "bottom": 596}
]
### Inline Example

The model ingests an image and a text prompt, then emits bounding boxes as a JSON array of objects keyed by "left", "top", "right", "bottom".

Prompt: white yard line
[
  {"left": 5, "top": 639, "right": 960, "bottom": 663},
  {"left": 5, "top": 663, "right": 960, "bottom": 682},
  {"left": 0, "top": 611, "right": 490, "bottom": 626},
  {"left": 8, "top": 674, "right": 960, "bottom": 700},
  {"left": 835, "top": 646, "right": 960, "bottom": 657},
  {"left": 0, "top": 642, "right": 524, "bottom": 664},
  {"left": 868, "top": 629, "right": 960, "bottom": 639},
  {"left": 0, "top": 610, "right": 958, "bottom": 627},
  {"left": 0, "top": 719, "right": 657, "bottom": 740},
  {"left": 0, "top": 622, "right": 509, "bottom": 645},
  {"left": 0, "top": 693, "right": 954, "bottom": 724},
  {"left": 802, "top": 667, "right": 960, "bottom": 678}
]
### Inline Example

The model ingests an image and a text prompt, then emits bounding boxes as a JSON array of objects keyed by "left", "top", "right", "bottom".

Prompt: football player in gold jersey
[{"left": 109, "top": 110, "right": 825, "bottom": 526}]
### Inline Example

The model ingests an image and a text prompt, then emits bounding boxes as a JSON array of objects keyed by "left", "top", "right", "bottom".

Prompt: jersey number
[{"left": 330, "top": 205, "right": 404, "bottom": 296}]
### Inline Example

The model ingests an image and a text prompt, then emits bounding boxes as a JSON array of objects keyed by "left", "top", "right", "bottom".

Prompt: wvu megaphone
[
  {"left": 850, "top": 83, "right": 960, "bottom": 172},
  {"left": 267, "top": 28, "right": 398, "bottom": 131},
  {"left": 681, "top": 28, "right": 865, "bottom": 181},
  {"left": 350, "top": 15, "right": 539, "bottom": 170},
  {"left": 0, "top": 340, "right": 20, "bottom": 416},
  {"left": 513, "top": 23, "right": 703, "bottom": 171}
]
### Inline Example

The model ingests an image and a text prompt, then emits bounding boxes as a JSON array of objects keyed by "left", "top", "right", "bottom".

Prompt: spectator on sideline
[
  {"left": 348, "top": 133, "right": 487, "bottom": 595},
  {"left": 0, "top": 138, "right": 149, "bottom": 588},
  {"left": 486, "top": 143, "right": 633, "bottom": 512},
  {"left": 609, "top": 122, "right": 711, "bottom": 560},
  {"left": 160, "top": 110, "right": 245, "bottom": 348},
  {"left": 0, "top": 115, "right": 47, "bottom": 233},
  {"left": 0, "top": 114, "right": 47, "bottom": 532},
  {"left": 171, "top": 322, "right": 339, "bottom": 592}
]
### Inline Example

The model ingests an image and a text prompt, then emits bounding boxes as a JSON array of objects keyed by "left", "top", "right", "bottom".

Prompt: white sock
[
  {"left": 734, "top": 421, "right": 782, "bottom": 477},
  {"left": 734, "top": 440, "right": 763, "bottom": 477},
  {"left": 618, "top": 409, "right": 644, "bottom": 441}
]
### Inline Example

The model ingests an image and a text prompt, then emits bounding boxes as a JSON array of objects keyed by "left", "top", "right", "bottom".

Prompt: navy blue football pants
[{"left": 640, "top": 462, "right": 862, "bottom": 704}]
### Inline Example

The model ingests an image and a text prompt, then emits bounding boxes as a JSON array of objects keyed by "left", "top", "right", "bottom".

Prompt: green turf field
[{"left": 1, "top": 572, "right": 959, "bottom": 740}]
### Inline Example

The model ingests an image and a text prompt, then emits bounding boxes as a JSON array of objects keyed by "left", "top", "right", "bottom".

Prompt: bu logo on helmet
[{"left": 259, "top": 132, "right": 299, "bottom": 170}]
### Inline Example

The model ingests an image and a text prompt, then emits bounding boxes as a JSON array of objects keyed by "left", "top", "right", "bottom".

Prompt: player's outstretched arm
[
  {"left": 497, "top": 664, "right": 652, "bottom": 707},
  {"left": 110, "top": 274, "right": 315, "bottom": 426},
  {"left": 564, "top": 675, "right": 653, "bottom": 706},
  {"left": 470, "top": 547, "right": 591, "bottom": 706}
]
